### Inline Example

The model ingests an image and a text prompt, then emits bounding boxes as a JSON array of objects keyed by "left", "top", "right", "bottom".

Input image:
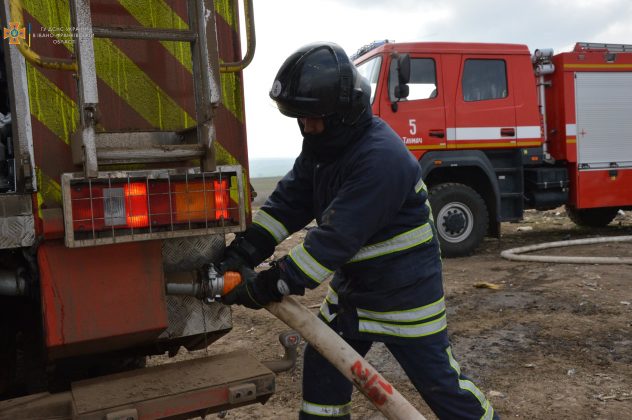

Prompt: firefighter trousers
[{"left": 299, "top": 327, "right": 498, "bottom": 419}]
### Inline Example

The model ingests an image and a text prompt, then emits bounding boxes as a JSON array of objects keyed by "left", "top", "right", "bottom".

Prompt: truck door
[
  {"left": 380, "top": 55, "right": 446, "bottom": 157},
  {"left": 453, "top": 56, "right": 517, "bottom": 147}
]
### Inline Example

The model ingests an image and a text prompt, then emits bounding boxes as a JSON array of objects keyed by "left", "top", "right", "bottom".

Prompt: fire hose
[
  {"left": 501, "top": 235, "right": 632, "bottom": 264},
  {"left": 166, "top": 266, "right": 426, "bottom": 420}
]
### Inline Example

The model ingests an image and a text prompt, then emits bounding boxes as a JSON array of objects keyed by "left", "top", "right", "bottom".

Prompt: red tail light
[
  {"left": 63, "top": 169, "right": 244, "bottom": 247},
  {"left": 214, "top": 180, "right": 229, "bottom": 220},
  {"left": 69, "top": 175, "right": 237, "bottom": 234},
  {"left": 124, "top": 183, "right": 149, "bottom": 228}
]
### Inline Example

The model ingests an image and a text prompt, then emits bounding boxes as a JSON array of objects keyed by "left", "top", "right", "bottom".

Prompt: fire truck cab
[{"left": 354, "top": 41, "right": 632, "bottom": 257}]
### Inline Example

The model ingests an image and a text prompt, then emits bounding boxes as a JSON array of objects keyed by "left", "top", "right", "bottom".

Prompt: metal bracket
[
  {"left": 228, "top": 383, "right": 257, "bottom": 405},
  {"left": 69, "top": 0, "right": 99, "bottom": 178}
]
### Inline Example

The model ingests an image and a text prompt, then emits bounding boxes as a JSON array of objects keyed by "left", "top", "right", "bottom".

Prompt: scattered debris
[
  {"left": 595, "top": 394, "right": 618, "bottom": 402},
  {"left": 473, "top": 282, "right": 502, "bottom": 290},
  {"left": 516, "top": 226, "right": 533, "bottom": 232},
  {"left": 621, "top": 301, "right": 631, "bottom": 306},
  {"left": 567, "top": 368, "right": 576, "bottom": 376},
  {"left": 594, "top": 392, "right": 632, "bottom": 402},
  {"left": 488, "top": 390, "right": 506, "bottom": 398},
  {"left": 523, "top": 363, "right": 536, "bottom": 369}
]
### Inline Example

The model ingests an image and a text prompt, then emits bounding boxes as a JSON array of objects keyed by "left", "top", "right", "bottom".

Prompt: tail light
[
  {"left": 62, "top": 167, "right": 245, "bottom": 247},
  {"left": 124, "top": 183, "right": 149, "bottom": 228}
]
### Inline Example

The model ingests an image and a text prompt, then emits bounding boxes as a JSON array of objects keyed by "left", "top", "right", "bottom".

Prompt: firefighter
[{"left": 220, "top": 42, "right": 498, "bottom": 420}]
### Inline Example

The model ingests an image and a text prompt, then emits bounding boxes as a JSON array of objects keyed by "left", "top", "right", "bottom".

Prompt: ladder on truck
[{"left": 69, "top": 0, "right": 221, "bottom": 177}]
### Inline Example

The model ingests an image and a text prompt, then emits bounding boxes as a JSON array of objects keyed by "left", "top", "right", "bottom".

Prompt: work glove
[
  {"left": 222, "top": 263, "right": 288, "bottom": 310},
  {"left": 218, "top": 236, "right": 256, "bottom": 274}
]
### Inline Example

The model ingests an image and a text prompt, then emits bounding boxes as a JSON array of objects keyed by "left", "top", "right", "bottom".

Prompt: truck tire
[
  {"left": 429, "top": 183, "right": 489, "bottom": 257},
  {"left": 565, "top": 205, "right": 619, "bottom": 228}
]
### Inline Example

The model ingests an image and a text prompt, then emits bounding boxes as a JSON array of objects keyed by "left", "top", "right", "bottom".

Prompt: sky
[{"left": 241, "top": 0, "right": 632, "bottom": 159}]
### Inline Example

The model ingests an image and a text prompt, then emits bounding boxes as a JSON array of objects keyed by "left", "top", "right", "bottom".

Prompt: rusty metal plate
[
  {"left": 38, "top": 240, "right": 168, "bottom": 359},
  {"left": 71, "top": 350, "right": 274, "bottom": 419}
]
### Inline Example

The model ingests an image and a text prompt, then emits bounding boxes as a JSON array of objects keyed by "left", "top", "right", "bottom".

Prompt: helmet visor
[{"left": 271, "top": 95, "right": 336, "bottom": 119}]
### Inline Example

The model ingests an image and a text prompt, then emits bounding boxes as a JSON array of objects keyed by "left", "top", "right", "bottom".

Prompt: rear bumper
[{"left": 0, "top": 350, "right": 275, "bottom": 419}]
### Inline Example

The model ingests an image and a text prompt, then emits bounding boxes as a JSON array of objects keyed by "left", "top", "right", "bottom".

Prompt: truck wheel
[
  {"left": 429, "top": 183, "right": 489, "bottom": 257},
  {"left": 565, "top": 205, "right": 619, "bottom": 228}
]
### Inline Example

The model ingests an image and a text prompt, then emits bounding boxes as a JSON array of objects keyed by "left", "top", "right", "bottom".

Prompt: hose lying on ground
[{"left": 500, "top": 235, "right": 632, "bottom": 264}]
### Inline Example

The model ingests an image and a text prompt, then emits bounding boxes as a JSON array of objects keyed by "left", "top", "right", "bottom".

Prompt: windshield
[{"left": 355, "top": 56, "right": 383, "bottom": 104}]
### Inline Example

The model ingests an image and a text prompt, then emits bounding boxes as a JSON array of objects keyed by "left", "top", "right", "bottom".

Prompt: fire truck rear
[
  {"left": 0, "top": 0, "right": 285, "bottom": 418},
  {"left": 353, "top": 41, "right": 632, "bottom": 257}
]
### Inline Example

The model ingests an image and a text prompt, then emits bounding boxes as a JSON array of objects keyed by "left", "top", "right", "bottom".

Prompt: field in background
[
  {"left": 250, "top": 176, "right": 282, "bottom": 207},
  {"left": 249, "top": 158, "right": 293, "bottom": 178}
]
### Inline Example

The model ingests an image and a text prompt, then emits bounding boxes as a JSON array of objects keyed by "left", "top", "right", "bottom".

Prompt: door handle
[
  {"left": 501, "top": 128, "right": 515, "bottom": 137},
  {"left": 429, "top": 130, "right": 445, "bottom": 139}
]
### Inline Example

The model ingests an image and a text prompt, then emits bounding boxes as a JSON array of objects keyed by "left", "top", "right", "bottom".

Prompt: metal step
[
  {"left": 92, "top": 26, "right": 197, "bottom": 42},
  {"left": 72, "top": 131, "right": 206, "bottom": 164},
  {"left": 0, "top": 350, "right": 275, "bottom": 420}
]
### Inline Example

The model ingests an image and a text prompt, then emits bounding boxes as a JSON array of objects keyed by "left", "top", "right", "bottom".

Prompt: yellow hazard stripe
[
  {"left": 25, "top": 64, "right": 77, "bottom": 144},
  {"left": 213, "top": 0, "right": 245, "bottom": 123},
  {"left": 93, "top": 38, "right": 195, "bottom": 129},
  {"left": 35, "top": 167, "right": 62, "bottom": 215},
  {"left": 448, "top": 142, "right": 519, "bottom": 149},
  {"left": 25, "top": 0, "right": 246, "bottom": 207},
  {"left": 408, "top": 144, "right": 447, "bottom": 150},
  {"left": 216, "top": 141, "right": 242, "bottom": 204},
  {"left": 213, "top": 0, "right": 247, "bottom": 209},
  {"left": 220, "top": 72, "right": 245, "bottom": 123},
  {"left": 214, "top": 0, "right": 237, "bottom": 31},
  {"left": 215, "top": 141, "right": 238, "bottom": 166},
  {"left": 564, "top": 63, "right": 632, "bottom": 70},
  {"left": 25, "top": 0, "right": 195, "bottom": 130},
  {"left": 118, "top": 0, "right": 192, "bottom": 73}
]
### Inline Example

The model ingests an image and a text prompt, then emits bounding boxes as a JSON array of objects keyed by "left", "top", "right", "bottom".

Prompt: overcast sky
[{"left": 241, "top": 0, "right": 632, "bottom": 159}]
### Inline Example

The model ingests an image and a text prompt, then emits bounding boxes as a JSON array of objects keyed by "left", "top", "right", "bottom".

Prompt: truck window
[
  {"left": 462, "top": 59, "right": 507, "bottom": 102},
  {"left": 389, "top": 58, "right": 437, "bottom": 101},
  {"left": 356, "top": 56, "right": 382, "bottom": 104}
]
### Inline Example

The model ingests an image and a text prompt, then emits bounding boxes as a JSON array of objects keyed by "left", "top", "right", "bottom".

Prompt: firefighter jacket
[{"left": 247, "top": 110, "right": 446, "bottom": 343}]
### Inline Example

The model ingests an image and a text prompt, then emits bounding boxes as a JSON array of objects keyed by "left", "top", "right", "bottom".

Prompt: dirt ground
[{"left": 152, "top": 203, "right": 632, "bottom": 420}]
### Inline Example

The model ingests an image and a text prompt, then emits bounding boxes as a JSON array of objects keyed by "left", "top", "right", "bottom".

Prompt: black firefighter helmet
[{"left": 269, "top": 42, "right": 370, "bottom": 125}]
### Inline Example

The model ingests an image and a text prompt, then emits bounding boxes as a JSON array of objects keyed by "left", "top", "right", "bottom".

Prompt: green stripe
[
  {"left": 301, "top": 400, "right": 351, "bottom": 417},
  {"left": 415, "top": 177, "right": 428, "bottom": 193},
  {"left": 357, "top": 297, "right": 445, "bottom": 323},
  {"left": 359, "top": 314, "right": 447, "bottom": 338},
  {"left": 119, "top": 0, "right": 192, "bottom": 73},
  {"left": 253, "top": 209, "right": 289, "bottom": 243},
  {"left": 36, "top": 167, "right": 62, "bottom": 207},
  {"left": 25, "top": 64, "right": 78, "bottom": 144},
  {"left": 447, "top": 347, "right": 493, "bottom": 420},
  {"left": 25, "top": 0, "right": 195, "bottom": 130},
  {"left": 349, "top": 223, "right": 433, "bottom": 263},
  {"left": 93, "top": 37, "right": 195, "bottom": 130},
  {"left": 289, "top": 244, "right": 333, "bottom": 284}
]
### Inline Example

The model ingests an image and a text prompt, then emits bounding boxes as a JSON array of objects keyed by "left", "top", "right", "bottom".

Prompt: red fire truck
[
  {"left": 353, "top": 41, "right": 632, "bottom": 257},
  {"left": 0, "top": 0, "right": 301, "bottom": 418}
]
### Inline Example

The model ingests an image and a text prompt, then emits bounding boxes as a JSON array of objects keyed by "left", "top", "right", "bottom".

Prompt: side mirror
[
  {"left": 397, "top": 54, "right": 410, "bottom": 85},
  {"left": 394, "top": 84, "right": 409, "bottom": 99},
  {"left": 391, "top": 53, "right": 410, "bottom": 111}
]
